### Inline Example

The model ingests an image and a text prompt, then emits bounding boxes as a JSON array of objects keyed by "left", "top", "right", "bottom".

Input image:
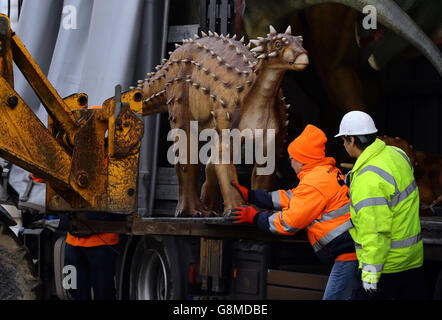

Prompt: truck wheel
[
  {"left": 0, "top": 222, "right": 41, "bottom": 299},
  {"left": 129, "top": 236, "right": 184, "bottom": 300}
]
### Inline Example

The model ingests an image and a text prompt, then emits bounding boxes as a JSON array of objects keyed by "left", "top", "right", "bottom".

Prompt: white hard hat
[{"left": 335, "top": 110, "right": 378, "bottom": 137}]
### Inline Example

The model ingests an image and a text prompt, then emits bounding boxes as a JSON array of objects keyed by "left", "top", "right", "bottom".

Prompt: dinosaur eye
[{"left": 275, "top": 41, "right": 282, "bottom": 49}]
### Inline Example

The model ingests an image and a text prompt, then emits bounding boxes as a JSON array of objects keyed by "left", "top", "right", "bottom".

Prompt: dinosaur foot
[{"left": 174, "top": 206, "right": 219, "bottom": 218}]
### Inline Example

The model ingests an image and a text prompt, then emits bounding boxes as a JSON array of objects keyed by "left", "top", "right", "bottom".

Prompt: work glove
[
  {"left": 362, "top": 281, "right": 378, "bottom": 296},
  {"left": 229, "top": 205, "right": 259, "bottom": 224},
  {"left": 231, "top": 181, "right": 249, "bottom": 202}
]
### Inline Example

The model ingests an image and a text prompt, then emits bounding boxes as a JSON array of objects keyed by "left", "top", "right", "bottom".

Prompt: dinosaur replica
[{"left": 137, "top": 26, "right": 309, "bottom": 217}]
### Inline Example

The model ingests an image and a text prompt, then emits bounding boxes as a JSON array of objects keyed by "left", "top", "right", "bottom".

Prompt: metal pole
[{"left": 147, "top": 0, "right": 170, "bottom": 217}]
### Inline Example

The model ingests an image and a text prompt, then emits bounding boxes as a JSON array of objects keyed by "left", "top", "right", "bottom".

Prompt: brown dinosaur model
[{"left": 138, "top": 26, "right": 308, "bottom": 217}]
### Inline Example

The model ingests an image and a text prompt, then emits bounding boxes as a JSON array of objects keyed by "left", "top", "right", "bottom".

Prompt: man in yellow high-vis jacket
[{"left": 336, "top": 110, "right": 427, "bottom": 300}]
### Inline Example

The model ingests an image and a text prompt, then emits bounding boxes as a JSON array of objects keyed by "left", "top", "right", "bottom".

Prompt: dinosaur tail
[{"left": 139, "top": 69, "right": 169, "bottom": 116}]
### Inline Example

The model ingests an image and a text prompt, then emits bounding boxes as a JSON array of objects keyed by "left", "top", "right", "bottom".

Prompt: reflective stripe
[
  {"left": 320, "top": 203, "right": 350, "bottom": 222},
  {"left": 271, "top": 191, "right": 281, "bottom": 209},
  {"left": 313, "top": 220, "right": 353, "bottom": 252},
  {"left": 353, "top": 180, "right": 417, "bottom": 214},
  {"left": 392, "top": 147, "right": 412, "bottom": 169},
  {"left": 355, "top": 233, "right": 421, "bottom": 251},
  {"left": 268, "top": 212, "right": 278, "bottom": 234},
  {"left": 391, "top": 232, "right": 422, "bottom": 249},
  {"left": 357, "top": 165, "right": 398, "bottom": 192},
  {"left": 362, "top": 263, "right": 384, "bottom": 273},
  {"left": 285, "top": 190, "right": 293, "bottom": 200},
  {"left": 390, "top": 180, "right": 417, "bottom": 207},
  {"left": 307, "top": 203, "right": 350, "bottom": 229},
  {"left": 353, "top": 197, "right": 389, "bottom": 213},
  {"left": 268, "top": 211, "right": 299, "bottom": 235}
]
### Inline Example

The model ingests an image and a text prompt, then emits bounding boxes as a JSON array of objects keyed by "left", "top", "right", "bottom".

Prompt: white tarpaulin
[{"left": 5, "top": 0, "right": 168, "bottom": 211}]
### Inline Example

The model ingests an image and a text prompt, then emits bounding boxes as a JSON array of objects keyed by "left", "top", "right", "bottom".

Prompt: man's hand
[
  {"left": 231, "top": 181, "right": 249, "bottom": 202},
  {"left": 229, "top": 205, "right": 259, "bottom": 224},
  {"left": 362, "top": 281, "right": 378, "bottom": 296}
]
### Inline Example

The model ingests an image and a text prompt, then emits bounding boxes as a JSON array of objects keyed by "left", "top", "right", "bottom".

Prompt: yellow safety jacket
[{"left": 348, "top": 139, "right": 423, "bottom": 287}]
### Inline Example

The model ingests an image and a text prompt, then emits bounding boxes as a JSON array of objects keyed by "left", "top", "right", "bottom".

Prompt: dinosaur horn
[
  {"left": 285, "top": 25, "right": 292, "bottom": 35},
  {"left": 269, "top": 25, "right": 277, "bottom": 34}
]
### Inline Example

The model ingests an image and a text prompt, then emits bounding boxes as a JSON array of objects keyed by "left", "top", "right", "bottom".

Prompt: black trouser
[
  {"left": 64, "top": 243, "right": 117, "bottom": 300},
  {"left": 352, "top": 266, "right": 429, "bottom": 300}
]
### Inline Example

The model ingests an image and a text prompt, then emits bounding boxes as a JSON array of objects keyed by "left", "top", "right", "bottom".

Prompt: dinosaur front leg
[
  {"left": 251, "top": 128, "right": 283, "bottom": 191},
  {"left": 200, "top": 161, "right": 222, "bottom": 214}
]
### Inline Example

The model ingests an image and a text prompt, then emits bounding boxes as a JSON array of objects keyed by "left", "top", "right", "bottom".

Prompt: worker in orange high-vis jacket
[
  {"left": 230, "top": 124, "right": 359, "bottom": 300},
  {"left": 63, "top": 105, "right": 119, "bottom": 300}
]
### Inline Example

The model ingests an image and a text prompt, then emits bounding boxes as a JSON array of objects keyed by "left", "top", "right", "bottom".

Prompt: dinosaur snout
[{"left": 291, "top": 53, "right": 309, "bottom": 70}]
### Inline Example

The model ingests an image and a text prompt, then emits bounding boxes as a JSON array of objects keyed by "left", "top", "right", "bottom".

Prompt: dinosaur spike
[
  {"left": 232, "top": 34, "right": 237, "bottom": 40},
  {"left": 228, "top": 41, "right": 235, "bottom": 48},
  {"left": 250, "top": 39, "right": 260, "bottom": 46},
  {"left": 285, "top": 120, "right": 289, "bottom": 126},
  {"left": 250, "top": 46, "right": 264, "bottom": 52},
  {"left": 269, "top": 25, "right": 277, "bottom": 35},
  {"left": 192, "top": 82, "right": 200, "bottom": 89},
  {"left": 235, "top": 48, "right": 242, "bottom": 55},
  {"left": 225, "top": 63, "right": 232, "bottom": 70},
  {"left": 226, "top": 34, "right": 230, "bottom": 38},
  {"left": 210, "top": 94, "right": 217, "bottom": 101},
  {"left": 285, "top": 104, "right": 291, "bottom": 109},
  {"left": 201, "top": 31, "right": 207, "bottom": 37},
  {"left": 235, "top": 67, "right": 242, "bottom": 75},
  {"left": 168, "top": 51, "right": 173, "bottom": 55},
  {"left": 201, "top": 87, "right": 209, "bottom": 94},
  {"left": 214, "top": 32, "right": 219, "bottom": 37},
  {"left": 257, "top": 53, "right": 267, "bottom": 59},
  {"left": 197, "top": 42, "right": 203, "bottom": 48},
  {"left": 236, "top": 85, "right": 244, "bottom": 92},
  {"left": 166, "top": 96, "right": 175, "bottom": 105},
  {"left": 285, "top": 25, "right": 292, "bottom": 35},
  {"left": 226, "top": 112, "right": 231, "bottom": 120},
  {"left": 219, "top": 98, "right": 227, "bottom": 108},
  {"left": 268, "top": 51, "right": 278, "bottom": 57},
  {"left": 137, "top": 80, "right": 144, "bottom": 84},
  {"left": 246, "top": 43, "right": 251, "bottom": 49},
  {"left": 129, "top": 86, "right": 135, "bottom": 90},
  {"left": 239, "top": 36, "right": 245, "bottom": 43},
  {"left": 217, "top": 56, "right": 224, "bottom": 64},
  {"left": 257, "top": 37, "right": 265, "bottom": 42},
  {"left": 210, "top": 111, "right": 216, "bottom": 117},
  {"left": 175, "top": 43, "right": 181, "bottom": 48},
  {"left": 208, "top": 30, "right": 214, "bottom": 36},
  {"left": 210, "top": 50, "right": 216, "bottom": 56},
  {"left": 281, "top": 97, "right": 286, "bottom": 101},
  {"left": 194, "top": 34, "right": 200, "bottom": 39}
]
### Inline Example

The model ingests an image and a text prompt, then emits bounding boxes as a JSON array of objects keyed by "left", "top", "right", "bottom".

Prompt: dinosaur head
[{"left": 250, "top": 25, "right": 308, "bottom": 71}]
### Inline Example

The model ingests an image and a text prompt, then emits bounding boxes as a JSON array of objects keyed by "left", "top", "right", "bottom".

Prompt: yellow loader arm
[{"left": 0, "top": 14, "right": 144, "bottom": 214}]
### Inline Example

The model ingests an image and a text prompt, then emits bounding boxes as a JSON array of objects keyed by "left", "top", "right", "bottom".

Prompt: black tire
[
  {"left": 129, "top": 236, "right": 184, "bottom": 300},
  {"left": 0, "top": 222, "right": 41, "bottom": 299}
]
